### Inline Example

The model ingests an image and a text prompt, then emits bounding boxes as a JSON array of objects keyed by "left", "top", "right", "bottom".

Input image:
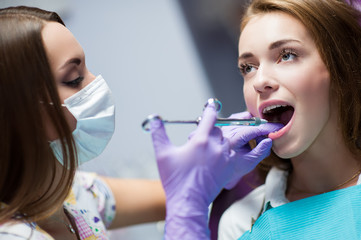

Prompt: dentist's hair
[
  {"left": 0, "top": 7, "right": 76, "bottom": 223},
  {"left": 241, "top": 0, "right": 361, "bottom": 174}
]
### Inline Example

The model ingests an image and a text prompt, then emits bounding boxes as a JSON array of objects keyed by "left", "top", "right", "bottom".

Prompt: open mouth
[{"left": 262, "top": 104, "right": 294, "bottom": 126}]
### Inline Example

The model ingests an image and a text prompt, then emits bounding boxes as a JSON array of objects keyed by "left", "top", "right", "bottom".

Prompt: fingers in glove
[
  {"left": 197, "top": 102, "right": 217, "bottom": 136},
  {"left": 231, "top": 138, "right": 273, "bottom": 181},
  {"left": 227, "top": 111, "right": 252, "bottom": 119},
  {"left": 149, "top": 116, "right": 172, "bottom": 154},
  {"left": 230, "top": 123, "right": 283, "bottom": 147},
  {"left": 209, "top": 127, "right": 224, "bottom": 143},
  {"left": 248, "top": 138, "right": 273, "bottom": 162},
  {"left": 222, "top": 112, "right": 252, "bottom": 136},
  {"left": 255, "top": 135, "right": 266, "bottom": 145},
  {"left": 188, "top": 130, "right": 196, "bottom": 140}
]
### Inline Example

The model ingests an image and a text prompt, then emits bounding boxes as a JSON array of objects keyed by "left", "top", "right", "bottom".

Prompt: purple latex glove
[
  {"left": 150, "top": 103, "right": 226, "bottom": 239},
  {"left": 149, "top": 104, "right": 282, "bottom": 240},
  {"left": 222, "top": 111, "right": 283, "bottom": 189}
]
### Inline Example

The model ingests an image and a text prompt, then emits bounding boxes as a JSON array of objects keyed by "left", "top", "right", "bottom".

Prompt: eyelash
[
  {"left": 239, "top": 63, "right": 255, "bottom": 76},
  {"left": 63, "top": 76, "right": 84, "bottom": 87},
  {"left": 277, "top": 48, "right": 298, "bottom": 63},
  {"left": 238, "top": 48, "right": 299, "bottom": 76}
]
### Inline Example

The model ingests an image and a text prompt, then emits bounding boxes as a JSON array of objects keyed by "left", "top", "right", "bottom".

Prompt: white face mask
[{"left": 50, "top": 75, "right": 115, "bottom": 165}]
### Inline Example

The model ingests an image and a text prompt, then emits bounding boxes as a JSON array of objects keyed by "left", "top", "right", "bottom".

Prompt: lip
[{"left": 258, "top": 99, "right": 295, "bottom": 140}]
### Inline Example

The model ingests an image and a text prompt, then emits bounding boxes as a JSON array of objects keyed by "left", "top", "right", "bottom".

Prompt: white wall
[{"left": 0, "top": 0, "right": 213, "bottom": 239}]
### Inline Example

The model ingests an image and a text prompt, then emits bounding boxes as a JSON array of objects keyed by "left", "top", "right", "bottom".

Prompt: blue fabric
[{"left": 238, "top": 184, "right": 361, "bottom": 239}]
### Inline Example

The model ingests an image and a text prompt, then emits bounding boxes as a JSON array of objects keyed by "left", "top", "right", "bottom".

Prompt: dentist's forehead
[{"left": 41, "top": 22, "right": 85, "bottom": 72}]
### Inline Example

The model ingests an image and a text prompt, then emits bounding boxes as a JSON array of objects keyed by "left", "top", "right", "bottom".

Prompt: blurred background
[{"left": 0, "top": 0, "right": 247, "bottom": 239}]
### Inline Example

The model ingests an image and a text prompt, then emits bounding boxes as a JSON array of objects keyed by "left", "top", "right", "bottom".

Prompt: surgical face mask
[{"left": 50, "top": 75, "right": 115, "bottom": 165}]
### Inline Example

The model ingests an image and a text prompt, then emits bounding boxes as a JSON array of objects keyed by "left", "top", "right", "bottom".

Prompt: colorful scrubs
[{"left": 0, "top": 171, "right": 116, "bottom": 240}]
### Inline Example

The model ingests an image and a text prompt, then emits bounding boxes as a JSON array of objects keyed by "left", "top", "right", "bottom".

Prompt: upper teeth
[{"left": 263, "top": 104, "right": 288, "bottom": 113}]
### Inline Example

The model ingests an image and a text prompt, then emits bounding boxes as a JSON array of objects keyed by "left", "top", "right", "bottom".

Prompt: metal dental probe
[{"left": 142, "top": 115, "right": 268, "bottom": 132}]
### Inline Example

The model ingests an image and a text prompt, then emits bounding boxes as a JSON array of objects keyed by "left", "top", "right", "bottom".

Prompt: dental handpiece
[{"left": 142, "top": 115, "right": 268, "bottom": 132}]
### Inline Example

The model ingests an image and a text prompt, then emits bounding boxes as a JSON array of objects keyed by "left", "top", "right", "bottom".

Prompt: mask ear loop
[{"left": 40, "top": 101, "right": 67, "bottom": 107}]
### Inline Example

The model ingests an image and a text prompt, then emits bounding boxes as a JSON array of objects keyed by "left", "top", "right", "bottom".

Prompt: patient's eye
[
  {"left": 277, "top": 49, "right": 298, "bottom": 63},
  {"left": 239, "top": 63, "right": 257, "bottom": 76}
]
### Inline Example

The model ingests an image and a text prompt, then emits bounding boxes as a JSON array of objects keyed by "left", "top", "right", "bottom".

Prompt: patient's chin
[{"left": 272, "top": 139, "right": 305, "bottom": 160}]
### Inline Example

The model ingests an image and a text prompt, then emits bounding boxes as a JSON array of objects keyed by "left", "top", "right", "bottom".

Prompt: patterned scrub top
[{"left": 0, "top": 171, "right": 116, "bottom": 240}]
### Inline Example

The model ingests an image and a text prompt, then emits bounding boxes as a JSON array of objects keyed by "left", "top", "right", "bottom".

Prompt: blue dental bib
[{"left": 239, "top": 184, "right": 361, "bottom": 239}]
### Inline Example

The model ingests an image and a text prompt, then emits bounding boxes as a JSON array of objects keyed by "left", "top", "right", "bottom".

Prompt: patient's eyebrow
[
  {"left": 238, "top": 52, "right": 254, "bottom": 62},
  {"left": 238, "top": 39, "right": 301, "bottom": 63},
  {"left": 269, "top": 39, "right": 301, "bottom": 50}
]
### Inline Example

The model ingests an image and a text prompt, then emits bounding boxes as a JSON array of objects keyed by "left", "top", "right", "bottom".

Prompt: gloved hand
[
  {"left": 150, "top": 103, "right": 226, "bottom": 239},
  {"left": 149, "top": 104, "right": 282, "bottom": 240},
  {"left": 222, "top": 111, "right": 283, "bottom": 189}
]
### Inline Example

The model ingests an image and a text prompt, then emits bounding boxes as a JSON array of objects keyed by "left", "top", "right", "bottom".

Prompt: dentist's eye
[
  {"left": 277, "top": 49, "right": 298, "bottom": 63},
  {"left": 63, "top": 76, "right": 84, "bottom": 88},
  {"left": 239, "top": 63, "right": 257, "bottom": 76}
]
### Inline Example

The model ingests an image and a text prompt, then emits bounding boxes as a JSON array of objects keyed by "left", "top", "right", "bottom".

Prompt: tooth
[
  {"left": 262, "top": 104, "right": 288, "bottom": 113},
  {"left": 263, "top": 105, "right": 278, "bottom": 113}
]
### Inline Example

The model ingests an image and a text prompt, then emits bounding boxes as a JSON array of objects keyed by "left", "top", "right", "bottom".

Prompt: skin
[
  {"left": 238, "top": 12, "right": 360, "bottom": 201},
  {"left": 38, "top": 22, "right": 165, "bottom": 239},
  {"left": 42, "top": 21, "right": 94, "bottom": 141}
]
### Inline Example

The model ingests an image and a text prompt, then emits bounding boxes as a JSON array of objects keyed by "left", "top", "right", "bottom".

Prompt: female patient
[
  {"left": 218, "top": 0, "right": 361, "bottom": 238},
  {"left": 148, "top": 0, "right": 361, "bottom": 239}
]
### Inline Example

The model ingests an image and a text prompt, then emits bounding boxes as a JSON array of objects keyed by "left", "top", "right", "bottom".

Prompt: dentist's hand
[
  {"left": 222, "top": 111, "right": 283, "bottom": 189},
  {"left": 149, "top": 105, "right": 282, "bottom": 240},
  {"left": 150, "top": 103, "right": 229, "bottom": 239}
]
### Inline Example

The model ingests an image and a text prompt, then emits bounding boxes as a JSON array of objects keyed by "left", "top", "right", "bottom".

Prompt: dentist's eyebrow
[
  {"left": 59, "top": 57, "right": 82, "bottom": 71},
  {"left": 61, "top": 58, "right": 81, "bottom": 68}
]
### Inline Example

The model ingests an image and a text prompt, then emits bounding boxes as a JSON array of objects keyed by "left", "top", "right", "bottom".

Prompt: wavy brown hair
[
  {"left": 0, "top": 7, "right": 77, "bottom": 223},
  {"left": 240, "top": 0, "right": 361, "bottom": 178}
]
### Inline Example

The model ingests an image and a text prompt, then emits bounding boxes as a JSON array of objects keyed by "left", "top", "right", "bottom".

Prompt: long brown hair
[
  {"left": 0, "top": 6, "right": 65, "bottom": 26},
  {"left": 240, "top": 0, "right": 361, "bottom": 177},
  {"left": 0, "top": 7, "right": 77, "bottom": 223}
]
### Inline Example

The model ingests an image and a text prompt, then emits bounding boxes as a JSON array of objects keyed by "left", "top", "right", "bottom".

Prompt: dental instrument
[{"left": 141, "top": 98, "right": 268, "bottom": 132}]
